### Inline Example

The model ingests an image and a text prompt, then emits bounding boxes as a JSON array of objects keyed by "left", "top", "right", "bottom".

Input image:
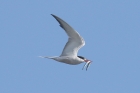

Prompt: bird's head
[
  {"left": 77, "top": 56, "right": 92, "bottom": 62},
  {"left": 77, "top": 56, "right": 92, "bottom": 70}
]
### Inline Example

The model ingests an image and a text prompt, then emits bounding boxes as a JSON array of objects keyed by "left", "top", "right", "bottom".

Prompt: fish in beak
[{"left": 82, "top": 59, "right": 92, "bottom": 71}]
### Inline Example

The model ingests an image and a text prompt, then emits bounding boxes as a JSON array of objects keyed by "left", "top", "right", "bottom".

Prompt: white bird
[{"left": 40, "top": 14, "right": 92, "bottom": 70}]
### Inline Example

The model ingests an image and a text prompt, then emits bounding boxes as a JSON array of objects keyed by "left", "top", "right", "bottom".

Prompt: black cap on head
[{"left": 77, "top": 56, "right": 85, "bottom": 60}]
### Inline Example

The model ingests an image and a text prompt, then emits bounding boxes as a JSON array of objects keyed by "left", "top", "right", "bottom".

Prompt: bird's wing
[{"left": 51, "top": 14, "right": 85, "bottom": 57}]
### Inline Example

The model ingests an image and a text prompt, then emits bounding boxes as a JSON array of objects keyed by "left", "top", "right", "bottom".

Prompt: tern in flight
[{"left": 40, "top": 14, "right": 92, "bottom": 70}]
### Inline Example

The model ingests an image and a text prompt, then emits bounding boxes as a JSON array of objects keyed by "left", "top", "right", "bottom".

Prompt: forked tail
[{"left": 39, "top": 56, "right": 58, "bottom": 59}]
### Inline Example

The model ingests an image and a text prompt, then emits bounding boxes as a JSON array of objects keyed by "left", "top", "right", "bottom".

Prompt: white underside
[{"left": 39, "top": 56, "right": 84, "bottom": 65}]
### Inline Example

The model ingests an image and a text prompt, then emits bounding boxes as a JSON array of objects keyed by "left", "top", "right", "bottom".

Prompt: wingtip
[{"left": 51, "top": 14, "right": 55, "bottom": 17}]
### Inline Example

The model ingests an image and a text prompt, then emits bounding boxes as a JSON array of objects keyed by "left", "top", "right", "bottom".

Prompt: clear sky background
[{"left": 0, "top": 0, "right": 140, "bottom": 93}]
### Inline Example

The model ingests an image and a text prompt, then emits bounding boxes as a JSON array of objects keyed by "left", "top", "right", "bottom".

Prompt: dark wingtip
[{"left": 51, "top": 14, "right": 55, "bottom": 17}]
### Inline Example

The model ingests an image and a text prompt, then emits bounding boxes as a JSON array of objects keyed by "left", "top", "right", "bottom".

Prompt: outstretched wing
[{"left": 51, "top": 14, "right": 85, "bottom": 57}]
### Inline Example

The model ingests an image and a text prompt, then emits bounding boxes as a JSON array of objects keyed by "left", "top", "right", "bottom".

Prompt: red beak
[{"left": 84, "top": 59, "right": 92, "bottom": 62}]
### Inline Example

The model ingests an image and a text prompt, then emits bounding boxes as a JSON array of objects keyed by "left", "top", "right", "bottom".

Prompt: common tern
[{"left": 40, "top": 14, "right": 92, "bottom": 70}]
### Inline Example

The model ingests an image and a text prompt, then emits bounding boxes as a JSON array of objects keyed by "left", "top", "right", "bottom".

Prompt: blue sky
[{"left": 0, "top": 0, "right": 140, "bottom": 93}]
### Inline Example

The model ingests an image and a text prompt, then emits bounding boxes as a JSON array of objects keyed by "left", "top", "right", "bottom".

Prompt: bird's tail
[{"left": 39, "top": 56, "right": 58, "bottom": 59}]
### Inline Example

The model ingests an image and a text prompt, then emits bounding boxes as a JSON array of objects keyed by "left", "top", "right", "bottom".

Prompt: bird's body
[
  {"left": 41, "top": 56, "right": 84, "bottom": 65},
  {"left": 40, "top": 14, "right": 92, "bottom": 70}
]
